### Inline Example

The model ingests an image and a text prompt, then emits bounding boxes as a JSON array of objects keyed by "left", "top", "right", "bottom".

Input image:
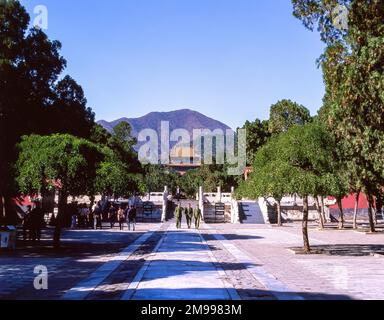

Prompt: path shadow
[
  {"left": 89, "top": 287, "right": 353, "bottom": 301},
  {"left": 291, "top": 244, "right": 384, "bottom": 257},
  {"left": 4, "top": 228, "right": 148, "bottom": 259}
]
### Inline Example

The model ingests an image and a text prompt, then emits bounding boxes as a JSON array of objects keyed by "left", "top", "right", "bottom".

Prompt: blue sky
[{"left": 21, "top": 0, "right": 325, "bottom": 129}]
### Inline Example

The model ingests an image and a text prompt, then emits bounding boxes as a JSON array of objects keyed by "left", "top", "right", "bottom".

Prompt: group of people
[
  {"left": 22, "top": 202, "right": 46, "bottom": 242},
  {"left": 106, "top": 205, "right": 137, "bottom": 231},
  {"left": 70, "top": 202, "right": 137, "bottom": 231},
  {"left": 174, "top": 204, "right": 202, "bottom": 229},
  {"left": 70, "top": 203, "right": 96, "bottom": 230}
]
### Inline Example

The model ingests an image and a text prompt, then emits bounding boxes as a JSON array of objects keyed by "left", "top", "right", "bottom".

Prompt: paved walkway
[
  {"left": 1, "top": 220, "right": 384, "bottom": 300},
  {"left": 203, "top": 223, "right": 384, "bottom": 300},
  {"left": 122, "top": 223, "right": 239, "bottom": 300}
]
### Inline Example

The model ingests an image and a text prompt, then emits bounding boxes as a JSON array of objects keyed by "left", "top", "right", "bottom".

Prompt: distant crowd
[
  {"left": 70, "top": 201, "right": 137, "bottom": 231},
  {"left": 20, "top": 200, "right": 138, "bottom": 243}
]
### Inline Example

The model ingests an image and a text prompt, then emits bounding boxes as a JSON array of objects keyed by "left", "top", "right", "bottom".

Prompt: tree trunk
[
  {"left": 277, "top": 200, "right": 283, "bottom": 227},
  {"left": 320, "top": 196, "right": 327, "bottom": 223},
  {"left": 353, "top": 191, "right": 360, "bottom": 230},
  {"left": 54, "top": 189, "right": 68, "bottom": 249},
  {"left": 302, "top": 196, "right": 311, "bottom": 253},
  {"left": 315, "top": 196, "right": 324, "bottom": 230},
  {"left": 367, "top": 193, "right": 376, "bottom": 233},
  {"left": 375, "top": 193, "right": 382, "bottom": 225},
  {"left": 337, "top": 197, "right": 344, "bottom": 229}
]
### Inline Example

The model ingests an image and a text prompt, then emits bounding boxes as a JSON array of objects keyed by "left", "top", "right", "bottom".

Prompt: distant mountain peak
[{"left": 97, "top": 109, "right": 232, "bottom": 137}]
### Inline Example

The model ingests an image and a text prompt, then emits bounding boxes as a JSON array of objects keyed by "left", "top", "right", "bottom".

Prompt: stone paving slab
[
  {"left": 62, "top": 224, "right": 162, "bottom": 300},
  {"left": 122, "top": 222, "right": 238, "bottom": 301},
  {"left": 0, "top": 223, "right": 159, "bottom": 300},
  {"left": 205, "top": 223, "right": 384, "bottom": 300},
  {"left": 2, "top": 218, "right": 384, "bottom": 300}
]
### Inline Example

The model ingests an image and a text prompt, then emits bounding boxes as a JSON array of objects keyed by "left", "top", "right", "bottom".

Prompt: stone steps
[{"left": 239, "top": 201, "right": 265, "bottom": 224}]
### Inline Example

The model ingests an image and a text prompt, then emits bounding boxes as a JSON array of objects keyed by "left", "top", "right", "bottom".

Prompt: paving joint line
[
  {"left": 203, "top": 224, "right": 305, "bottom": 301},
  {"left": 121, "top": 226, "right": 169, "bottom": 300},
  {"left": 197, "top": 229, "right": 241, "bottom": 301},
  {"left": 61, "top": 224, "right": 163, "bottom": 300}
]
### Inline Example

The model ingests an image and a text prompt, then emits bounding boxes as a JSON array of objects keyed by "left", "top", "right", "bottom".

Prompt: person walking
[
  {"left": 23, "top": 206, "right": 32, "bottom": 241},
  {"left": 194, "top": 207, "right": 202, "bottom": 230},
  {"left": 108, "top": 205, "right": 117, "bottom": 229},
  {"left": 81, "top": 204, "right": 90, "bottom": 229},
  {"left": 29, "top": 202, "right": 45, "bottom": 242},
  {"left": 185, "top": 204, "right": 194, "bottom": 229},
  {"left": 88, "top": 204, "right": 94, "bottom": 229},
  {"left": 127, "top": 205, "right": 137, "bottom": 231},
  {"left": 94, "top": 203, "right": 103, "bottom": 230},
  {"left": 175, "top": 204, "right": 183, "bottom": 229},
  {"left": 117, "top": 207, "right": 126, "bottom": 231}
]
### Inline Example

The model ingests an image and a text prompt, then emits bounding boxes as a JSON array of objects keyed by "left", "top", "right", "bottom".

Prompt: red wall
[{"left": 329, "top": 193, "right": 368, "bottom": 210}]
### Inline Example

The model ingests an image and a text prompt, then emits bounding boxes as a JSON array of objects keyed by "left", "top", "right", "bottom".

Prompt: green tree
[
  {"left": 95, "top": 147, "right": 140, "bottom": 199},
  {"left": 49, "top": 75, "right": 95, "bottom": 138},
  {"left": 241, "top": 119, "right": 271, "bottom": 165},
  {"left": 143, "top": 165, "right": 180, "bottom": 194},
  {"left": 293, "top": 0, "right": 384, "bottom": 232},
  {"left": 1, "top": 1, "right": 99, "bottom": 226},
  {"left": 242, "top": 122, "right": 336, "bottom": 252},
  {"left": 280, "top": 123, "right": 337, "bottom": 252},
  {"left": 113, "top": 121, "right": 137, "bottom": 148},
  {"left": 269, "top": 99, "right": 312, "bottom": 135},
  {"left": 16, "top": 134, "right": 104, "bottom": 248},
  {"left": 93, "top": 121, "right": 143, "bottom": 199},
  {"left": 0, "top": 1, "right": 66, "bottom": 221},
  {"left": 178, "top": 164, "right": 238, "bottom": 198},
  {"left": 238, "top": 137, "right": 290, "bottom": 226}
]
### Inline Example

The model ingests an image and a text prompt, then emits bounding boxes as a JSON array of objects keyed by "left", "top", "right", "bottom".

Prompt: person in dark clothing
[
  {"left": 108, "top": 205, "right": 117, "bottom": 229},
  {"left": 185, "top": 204, "right": 194, "bottom": 229},
  {"left": 127, "top": 206, "right": 137, "bottom": 231},
  {"left": 175, "top": 204, "right": 182, "bottom": 229},
  {"left": 23, "top": 206, "right": 32, "bottom": 241},
  {"left": 29, "top": 202, "right": 45, "bottom": 242}
]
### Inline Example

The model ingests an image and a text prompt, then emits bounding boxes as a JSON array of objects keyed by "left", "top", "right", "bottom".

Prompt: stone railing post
[
  {"left": 217, "top": 186, "right": 222, "bottom": 203},
  {"left": 162, "top": 186, "right": 168, "bottom": 222},
  {"left": 199, "top": 186, "right": 204, "bottom": 221}
]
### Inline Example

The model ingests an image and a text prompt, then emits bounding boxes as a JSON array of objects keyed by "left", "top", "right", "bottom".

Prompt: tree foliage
[
  {"left": 240, "top": 122, "right": 344, "bottom": 251},
  {"left": 93, "top": 121, "right": 142, "bottom": 198},
  {"left": 269, "top": 99, "right": 312, "bottom": 135},
  {"left": 293, "top": 0, "right": 384, "bottom": 232},
  {"left": 241, "top": 119, "right": 271, "bottom": 165},
  {"left": 0, "top": 1, "right": 97, "bottom": 208},
  {"left": 16, "top": 134, "right": 103, "bottom": 197}
]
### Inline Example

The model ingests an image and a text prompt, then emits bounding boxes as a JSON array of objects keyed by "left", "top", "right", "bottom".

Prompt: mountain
[{"left": 97, "top": 109, "right": 232, "bottom": 139}]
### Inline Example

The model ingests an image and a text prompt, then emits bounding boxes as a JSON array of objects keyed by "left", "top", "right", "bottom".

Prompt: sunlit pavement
[
  {"left": 122, "top": 223, "right": 239, "bottom": 300},
  {"left": 0, "top": 223, "right": 159, "bottom": 300},
  {"left": 202, "top": 223, "right": 384, "bottom": 300},
  {"left": 1, "top": 221, "right": 384, "bottom": 300}
]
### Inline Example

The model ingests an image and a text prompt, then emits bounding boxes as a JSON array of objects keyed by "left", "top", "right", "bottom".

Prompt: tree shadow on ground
[
  {"left": 290, "top": 244, "right": 384, "bottom": 257},
  {"left": 88, "top": 287, "right": 352, "bottom": 301},
  {"left": 6, "top": 228, "right": 150, "bottom": 258}
]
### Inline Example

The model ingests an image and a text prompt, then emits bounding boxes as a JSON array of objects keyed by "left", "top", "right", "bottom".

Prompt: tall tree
[
  {"left": 16, "top": 134, "right": 104, "bottom": 248},
  {"left": 280, "top": 123, "right": 336, "bottom": 252},
  {"left": 241, "top": 119, "right": 271, "bottom": 165},
  {"left": 93, "top": 121, "right": 143, "bottom": 199},
  {"left": 1, "top": 1, "right": 65, "bottom": 215},
  {"left": 293, "top": 0, "right": 384, "bottom": 232},
  {"left": 238, "top": 137, "right": 290, "bottom": 226},
  {"left": 49, "top": 76, "right": 95, "bottom": 138},
  {"left": 269, "top": 99, "right": 312, "bottom": 135}
]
